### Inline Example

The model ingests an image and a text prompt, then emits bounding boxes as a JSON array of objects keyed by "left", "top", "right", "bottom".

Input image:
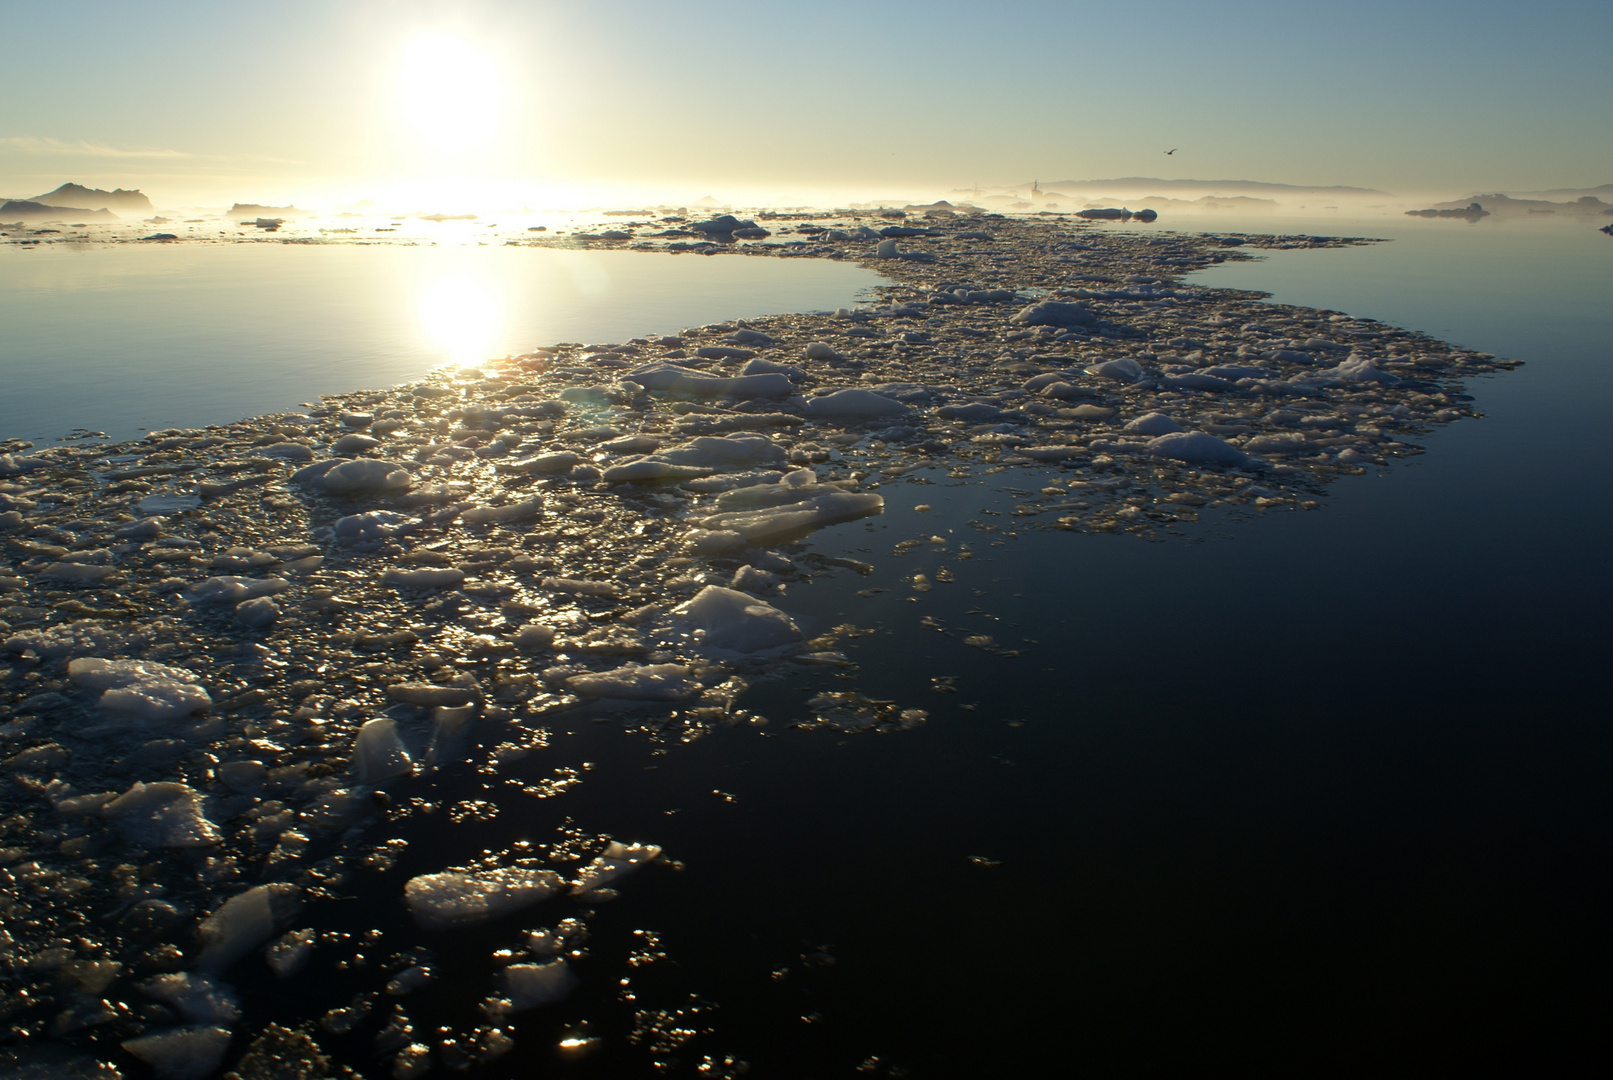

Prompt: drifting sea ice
[
  {"left": 489, "top": 960, "right": 579, "bottom": 1014},
  {"left": 196, "top": 883, "right": 300, "bottom": 972},
  {"left": 103, "top": 782, "right": 221, "bottom": 848},
  {"left": 1147, "top": 431, "right": 1263, "bottom": 469},
  {"left": 67, "top": 658, "right": 210, "bottom": 721},
  {"left": 291, "top": 457, "right": 413, "bottom": 496},
  {"left": 351, "top": 717, "right": 413, "bottom": 783},
  {"left": 1124, "top": 411, "right": 1184, "bottom": 436},
  {"left": 265, "top": 928, "right": 316, "bottom": 978},
  {"left": 138, "top": 973, "right": 241, "bottom": 1024},
  {"left": 564, "top": 663, "right": 698, "bottom": 701},
  {"left": 669, "top": 585, "right": 802, "bottom": 654},
  {"left": 119, "top": 1026, "right": 231, "bottom": 1080},
  {"left": 572, "top": 841, "right": 663, "bottom": 898},
  {"left": 404, "top": 867, "right": 563, "bottom": 930}
]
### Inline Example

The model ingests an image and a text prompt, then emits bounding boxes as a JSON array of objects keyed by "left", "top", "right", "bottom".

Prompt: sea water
[{"left": 0, "top": 243, "right": 883, "bottom": 443}]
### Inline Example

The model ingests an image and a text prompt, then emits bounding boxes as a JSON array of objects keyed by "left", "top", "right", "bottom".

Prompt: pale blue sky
[{"left": 3, "top": 0, "right": 1608, "bottom": 207}]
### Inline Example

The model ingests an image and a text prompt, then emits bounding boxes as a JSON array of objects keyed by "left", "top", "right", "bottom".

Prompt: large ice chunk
[
  {"left": 628, "top": 365, "right": 792, "bottom": 399},
  {"left": 1147, "top": 431, "right": 1262, "bottom": 468},
  {"left": 1123, "top": 411, "right": 1183, "bottom": 436},
  {"left": 182, "top": 576, "right": 292, "bottom": 605},
  {"left": 670, "top": 586, "right": 802, "bottom": 654},
  {"left": 565, "top": 663, "right": 698, "bottom": 701},
  {"left": 351, "top": 718, "right": 413, "bottom": 783},
  {"left": 196, "top": 883, "right": 301, "bottom": 972},
  {"left": 804, "top": 388, "right": 911, "bottom": 419},
  {"left": 333, "top": 510, "right": 415, "bottom": 545},
  {"left": 489, "top": 960, "right": 579, "bottom": 1013},
  {"left": 3, "top": 619, "right": 132, "bottom": 662},
  {"left": 292, "top": 458, "right": 413, "bottom": 496},
  {"left": 697, "top": 489, "right": 884, "bottom": 544},
  {"left": 138, "top": 973, "right": 241, "bottom": 1024},
  {"left": 104, "top": 782, "right": 221, "bottom": 848},
  {"left": 120, "top": 1027, "right": 231, "bottom": 1080},
  {"left": 404, "top": 867, "right": 563, "bottom": 930},
  {"left": 68, "top": 658, "right": 210, "bottom": 721}
]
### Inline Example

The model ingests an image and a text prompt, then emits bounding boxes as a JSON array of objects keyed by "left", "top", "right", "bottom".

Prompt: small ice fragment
[
  {"left": 696, "top": 490, "right": 885, "bottom": 544},
  {"left": 404, "top": 867, "right": 562, "bottom": 930},
  {"left": 1085, "top": 358, "right": 1143, "bottom": 382},
  {"left": 183, "top": 576, "right": 292, "bottom": 605},
  {"left": 382, "top": 567, "right": 465, "bottom": 590},
  {"left": 804, "top": 389, "right": 911, "bottom": 419},
  {"left": 234, "top": 596, "right": 279, "bottom": 628},
  {"left": 331, "top": 433, "right": 380, "bottom": 455},
  {"left": 564, "top": 664, "right": 697, "bottom": 701},
  {"left": 265, "top": 928, "right": 315, "bottom": 978},
  {"left": 292, "top": 458, "right": 413, "bottom": 496},
  {"left": 104, "top": 782, "right": 221, "bottom": 848},
  {"left": 334, "top": 510, "right": 415, "bottom": 545},
  {"left": 514, "top": 624, "right": 556, "bottom": 650},
  {"left": 461, "top": 498, "right": 542, "bottom": 525},
  {"left": 351, "top": 718, "right": 413, "bottom": 784},
  {"left": 386, "top": 683, "right": 480, "bottom": 708},
  {"left": 120, "top": 1026, "right": 232, "bottom": 1080},
  {"left": 1124, "top": 412, "right": 1183, "bottom": 436},
  {"left": 489, "top": 960, "right": 579, "bottom": 1013},
  {"left": 196, "top": 883, "right": 300, "bottom": 972},
  {"left": 1011, "top": 300, "right": 1094, "bottom": 327},
  {"left": 572, "top": 841, "right": 663, "bottom": 897},
  {"left": 385, "top": 965, "right": 437, "bottom": 995},
  {"left": 139, "top": 973, "right": 241, "bottom": 1024}
]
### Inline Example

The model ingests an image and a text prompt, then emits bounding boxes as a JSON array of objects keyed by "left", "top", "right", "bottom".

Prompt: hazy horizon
[{"left": 4, "top": 0, "right": 1609, "bottom": 211}]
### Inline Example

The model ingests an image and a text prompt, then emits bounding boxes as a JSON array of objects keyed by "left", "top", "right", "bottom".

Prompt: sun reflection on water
[{"left": 417, "top": 273, "right": 502, "bottom": 366}]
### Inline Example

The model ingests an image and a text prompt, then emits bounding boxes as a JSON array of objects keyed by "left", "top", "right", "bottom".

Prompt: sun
[{"left": 396, "top": 32, "right": 504, "bottom": 154}]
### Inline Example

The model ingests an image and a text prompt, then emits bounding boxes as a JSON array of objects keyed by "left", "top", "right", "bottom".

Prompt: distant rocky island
[
  {"left": 29, "top": 183, "right": 152, "bottom": 214},
  {"left": 0, "top": 199, "right": 119, "bottom": 222},
  {"left": 229, "top": 203, "right": 314, "bottom": 219},
  {"left": 1407, "top": 202, "right": 1489, "bottom": 221},
  {"left": 1425, "top": 193, "right": 1612, "bottom": 219}
]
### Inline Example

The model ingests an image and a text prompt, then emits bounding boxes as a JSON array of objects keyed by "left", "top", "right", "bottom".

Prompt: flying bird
[{"left": 1164, "top": 148, "right": 1178, "bottom": 155}]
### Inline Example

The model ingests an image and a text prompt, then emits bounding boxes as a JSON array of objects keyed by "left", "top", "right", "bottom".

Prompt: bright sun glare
[{"left": 396, "top": 32, "right": 503, "bottom": 153}]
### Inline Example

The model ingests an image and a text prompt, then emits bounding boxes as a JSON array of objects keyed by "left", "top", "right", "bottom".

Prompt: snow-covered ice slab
[
  {"left": 67, "top": 658, "right": 211, "bottom": 721},
  {"left": 292, "top": 457, "right": 413, "bottom": 496},
  {"left": 404, "top": 866, "right": 563, "bottom": 930},
  {"left": 697, "top": 489, "right": 884, "bottom": 543},
  {"left": 489, "top": 960, "right": 579, "bottom": 1013},
  {"left": 120, "top": 1026, "right": 231, "bottom": 1080},
  {"left": 670, "top": 585, "right": 802, "bottom": 654},
  {"left": 572, "top": 841, "right": 663, "bottom": 897},
  {"left": 196, "top": 883, "right": 301, "bottom": 972},
  {"left": 104, "top": 782, "right": 221, "bottom": 848},
  {"left": 565, "top": 663, "right": 698, "bottom": 701}
]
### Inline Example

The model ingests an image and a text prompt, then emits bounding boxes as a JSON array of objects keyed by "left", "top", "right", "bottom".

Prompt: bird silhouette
[{"left": 1164, "top": 148, "right": 1178, "bottom": 155}]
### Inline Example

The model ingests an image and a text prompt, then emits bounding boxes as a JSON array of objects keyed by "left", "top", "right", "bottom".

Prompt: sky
[{"left": 3, "top": 0, "right": 1609, "bottom": 209}]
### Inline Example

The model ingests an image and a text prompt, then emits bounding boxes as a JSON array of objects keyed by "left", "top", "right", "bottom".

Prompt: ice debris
[
  {"left": 351, "top": 717, "right": 413, "bottom": 783},
  {"left": 489, "top": 960, "right": 579, "bottom": 1014},
  {"left": 67, "top": 658, "right": 211, "bottom": 720},
  {"left": 196, "top": 883, "right": 301, "bottom": 972},
  {"left": 404, "top": 866, "right": 563, "bottom": 930},
  {"left": 120, "top": 1026, "right": 231, "bottom": 1080},
  {"left": 104, "top": 782, "right": 221, "bottom": 848},
  {"left": 670, "top": 585, "right": 802, "bottom": 654}
]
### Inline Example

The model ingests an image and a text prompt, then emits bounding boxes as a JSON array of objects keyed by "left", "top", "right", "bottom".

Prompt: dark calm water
[{"left": 421, "top": 214, "right": 1607, "bottom": 1076}]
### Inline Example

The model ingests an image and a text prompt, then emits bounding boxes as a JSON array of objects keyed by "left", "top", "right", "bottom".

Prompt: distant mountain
[
  {"left": 0, "top": 199, "right": 119, "bottom": 222},
  {"left": 29, "top": 183, "right": 152, "bottom": 213},
  {"left": 1037, "top": 178, "right": 1390, "bottom": 197},
  {"left": 1488, "top": 184, "right": 1613, "bottom": 201}
]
